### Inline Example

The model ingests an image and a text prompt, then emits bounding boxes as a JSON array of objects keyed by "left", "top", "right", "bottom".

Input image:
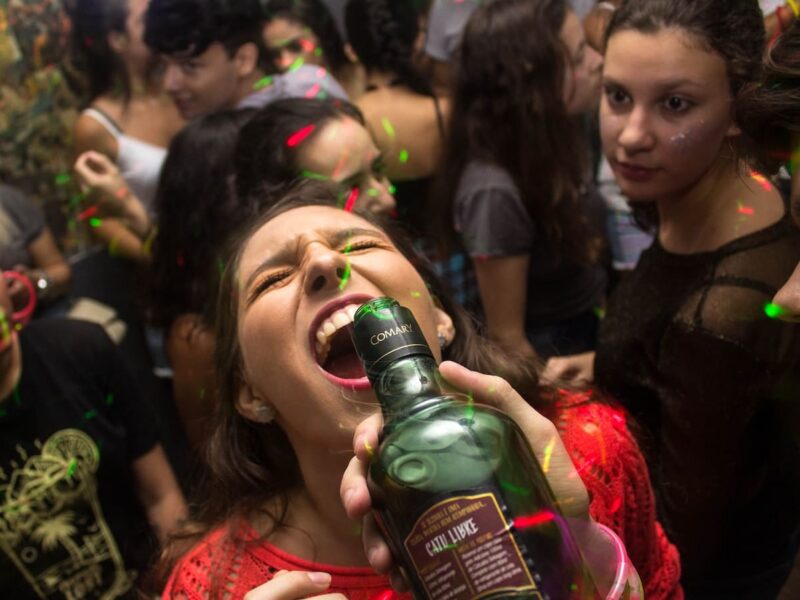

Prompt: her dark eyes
[
  {"left": 604, "top": 85, "right": 629, "bottom": 106},
  {"left": 663, "top": 96, "right": 692, "bottom": 113}
]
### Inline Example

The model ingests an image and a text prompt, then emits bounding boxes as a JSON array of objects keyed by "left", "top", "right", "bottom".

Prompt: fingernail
[{"left": 307, "top": 571, "right": 331, "bottom": 584}]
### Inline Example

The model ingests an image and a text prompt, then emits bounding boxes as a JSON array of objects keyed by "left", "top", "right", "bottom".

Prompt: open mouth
[{"left": 311, "top": 298, "right": 372, "bottom": 389}]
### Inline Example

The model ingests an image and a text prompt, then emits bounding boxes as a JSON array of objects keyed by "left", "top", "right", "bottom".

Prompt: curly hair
[
  {"left": 433, "top": 0, "right": 599, "bottom": 264},
  {"left": 738, "top": 23, "right": 800, "bottom": 174},
  {"left": 144, "top": 0, "right": 265, "bottom": 62},
  {"left": 232, "top": 98, "right": 365, "bottom": 205},
  {"left": 68, "top": 0, "right": 132, "bottom": 102},
  {"left": 345, "top": 0, "right": 434, "bottom": 97}
]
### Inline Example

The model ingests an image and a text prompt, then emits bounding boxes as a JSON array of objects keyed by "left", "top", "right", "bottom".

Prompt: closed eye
[
  {"left": 341, "top": 240, "right": 383, "bottom": 254},
  {"left": 249, "top": 269, "right": 292, "bottom": 302}
]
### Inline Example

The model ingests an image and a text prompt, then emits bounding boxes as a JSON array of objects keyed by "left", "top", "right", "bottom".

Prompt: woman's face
[
  {"left": 560, "top": 9, "right": 603, "bottom": 115},
  {"left": 297, "top": 116, "right": 396, "bottom": 215},
  {"left": 235, "top": 205, "right": 442, "bottom": 449},
  {"left": 600, "top": 27, "right": 738, "bottom": 202},
  {"left": 263, "top": 17, "right": 325, "bottom": 72},
  {"left": 119, "top": 0, "right": 153, "bottom": 67}
]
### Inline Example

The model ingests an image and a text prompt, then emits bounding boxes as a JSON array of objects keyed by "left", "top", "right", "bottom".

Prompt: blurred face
[
  {"left": 297, "top": 117, "right": 396, "bottom": 215},
  {"left": 601, "top": 28, "right": 737, "bottom": 202},
  {"left": 560, "top": 9, "right": 602, "bottom": 115},
  {"left": 235, "top": 206, "right": 442, "bottom": 449},
  {"left": 162, "top": 43, "right": 245, "bottom": 119},
  {"left": 263, "top": 17, "right": 324, "bottom": 72}
]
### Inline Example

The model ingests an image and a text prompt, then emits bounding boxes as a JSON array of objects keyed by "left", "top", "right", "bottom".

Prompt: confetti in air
[
  {"left": 399, "top": 150, "right": 409, "bottom": 163},
  {"left": 737, "top": 201, "right": 755, "bottom": 216},
  {"left": 55, "top": 172, "right": 71, "bottom": 186},
  {"left": 338, "top": 261, "right": 352, "bottom": 290},
  {"left": 288, "top": 56, "right": 305, "bottom": 72},
  {"left": 500, "top": 480, "right": 532, "bottom": 496},
  {"left": 749, "top": 170, "right": 773, "bottom": 192},
  {"left": 287, "top": 124, "right": 316, "bottom": 147},
  {"left": 343, "top": 188, "right": 360, "bottom": 212},
  {"left": 305, "top": 83, "right": 321, "bottom": 98},
  {"left": 253, "top": 76, "right": 274, "bottom": 91},
  {"left": 513, "top": 510, "right": 556, "bottom": 530},
  {"left": 381, "top": 117, "right": 395, "bottom": 139},
  {"left": 764, "top": 302, "right": 786, "bottom": 319},
  {"left": 542, "top": 436, "right": 556, "bottom": 474}
]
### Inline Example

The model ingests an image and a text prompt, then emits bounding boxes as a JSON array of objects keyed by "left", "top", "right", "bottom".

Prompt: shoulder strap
[{"left": 82, "top": 107, "right": 123, "bottom": 138}]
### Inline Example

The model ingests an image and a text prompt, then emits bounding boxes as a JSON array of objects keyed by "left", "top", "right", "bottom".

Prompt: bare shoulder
[{"left": 74, "top": 111, "right": 118, "bottom": 158}]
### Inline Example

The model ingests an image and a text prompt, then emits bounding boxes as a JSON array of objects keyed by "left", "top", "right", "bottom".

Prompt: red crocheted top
[{"left": 163, "top": 392, "right": 682, "bottom": 600}]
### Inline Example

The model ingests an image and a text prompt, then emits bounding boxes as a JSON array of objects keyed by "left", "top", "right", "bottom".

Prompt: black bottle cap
[{"left": 351, "top": 297, "right": 434, "bottom": 381}]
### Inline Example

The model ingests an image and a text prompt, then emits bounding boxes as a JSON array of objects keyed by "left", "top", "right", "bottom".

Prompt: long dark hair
[
  {"left": 233, "top": 98, "right": 365, "bottom": 204},
  {"left": 433, "top": 0, "right": 598, "bottom": 264},
  {"left": 149, "top": 109, "right": 257, "bottom": 332},
  {"left": 68, "top": 0, "right": 132, "bottom": 102},
  {"left": 345, "top": 0, "right": 434, "bottom": 97},
  {"left": 155, "top": 181, "right": 545, "bottom": 586},
  {"left": 606, "top": 0, "right": 766, "bottom": 230},
  {"left": 263, "top": 0, "right": 349, "bottom": 73},
  {"left": 738, "top": 23, "right": 800, "bottom": 174}
]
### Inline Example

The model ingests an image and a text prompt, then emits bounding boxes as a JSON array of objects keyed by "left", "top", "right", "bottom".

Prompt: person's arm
[
  {"left": 132, "top": 444, "right": 188, "bottom": 546},
  {"left": 166, "top": 315, "right": 218, "bottom": 451},
  {"left": 472, "top": 255, "right": 537, "bottom": 360},
  {"left": 74, "top": 112, "right": 118, "bottom": 159},
  {"left": 22, "top": 226, "right": 71, "bottom": 299},
  {"left": 90, "top": 218, "right": 150, "bottom": 263}
]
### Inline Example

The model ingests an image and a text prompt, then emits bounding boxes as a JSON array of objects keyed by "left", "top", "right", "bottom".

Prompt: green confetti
[
  {"left": 381, "top": 117, "right": 395, "bottom": 139},
  {"left": 89, "top": 218, "right": 103, "bottom": 228},
  {"left": 105, "top": 394, "right": 114, "bottom": 406},
  {"left": 314, "top": 47, "right": 322, "bottom": 57},
  {"left": 464, "top": 392, "right": 474, "bottom": 422},
  {"left": 388, "top": 183, "right": 397, "bottom": 195},
  {"left": 253, "top": 76, "right": 274, "bottom": 90},
  {"left": 593, "top": 306, "right": 606, "bottom": 319},
  {"left": 338, "top": 261, "right": 352, "bottom": 290},
  {"left": 398, "top": 149, "right": 409, "bottom": 163},
  {"left": 55, "top": 173, "right": 71, "bottom": 186},
  {"left": 66, "top": 458, "right": 77, "bottom": 479},
  {"left": 765, "top": 302, "right": 786, "bottom": 319},
  {"left": 83, "top": 409, "right": 98, "bottom": 421},
  {"left": 410, "top": 291, "right": 421, "bottom": 298},
  {"left": 300, "top": 169, "right": 329, "bottom": 182},
  {"left": 288, "top": 56, "right": 305, "bottom": 72},
  {"left": 500, "top": 480, "right": 532, "bottom": 496}
]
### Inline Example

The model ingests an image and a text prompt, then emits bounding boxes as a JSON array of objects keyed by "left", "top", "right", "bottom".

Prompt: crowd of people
[{"left": 0, "top": 0, "right": 799, "bottom": 599}]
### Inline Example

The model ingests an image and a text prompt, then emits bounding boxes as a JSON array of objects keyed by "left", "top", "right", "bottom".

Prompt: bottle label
[{"left": 404, "top": 492, "right": 542, "bottom": 600}]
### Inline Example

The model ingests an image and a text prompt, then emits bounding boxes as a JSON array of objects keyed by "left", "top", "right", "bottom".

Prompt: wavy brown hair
[
  {"left": 738, "top": 23, "right": 800, "bottom": 175},
  {"left": 153, "top": 180, "right": 548, "bottom": 589},
  {"left": 433, "top": 0, "right": 599, "bottom": 265}
]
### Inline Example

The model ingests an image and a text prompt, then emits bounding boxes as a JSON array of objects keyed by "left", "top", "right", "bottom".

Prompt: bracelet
[
  {"left": 788, "top": 0, "right": 800, "bottom": 19},
  {"left": 594, "top": 524, "right": 644, "bottom": 600}
]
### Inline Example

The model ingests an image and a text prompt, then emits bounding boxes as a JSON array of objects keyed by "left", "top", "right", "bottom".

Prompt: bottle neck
[{"left": 373, "top": 355, "right": 443, "bottom": 422}]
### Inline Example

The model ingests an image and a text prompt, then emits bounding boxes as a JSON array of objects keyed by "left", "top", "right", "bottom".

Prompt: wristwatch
[{"left": 32, "top": 270, "right": 53, "bottom": 301}]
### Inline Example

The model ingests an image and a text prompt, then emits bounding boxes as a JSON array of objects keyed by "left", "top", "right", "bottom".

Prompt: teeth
[{"left": 314, "top": 303, "right": 363, "bottom": 364}]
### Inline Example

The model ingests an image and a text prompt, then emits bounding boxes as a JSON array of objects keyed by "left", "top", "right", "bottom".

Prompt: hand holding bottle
[
  {"left": 243, "top": 570, "right": 347, "bottom": 600},
  {"left": 341, "top": 360, "right": 591, "bottom": 588}
]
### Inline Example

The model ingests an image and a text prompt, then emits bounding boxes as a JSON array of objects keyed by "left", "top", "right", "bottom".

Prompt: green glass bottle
[{"left": 351, "top": 298, "right": 596, "bottom": 600}]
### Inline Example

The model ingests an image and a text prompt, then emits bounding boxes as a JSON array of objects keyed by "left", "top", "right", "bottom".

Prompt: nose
[
  {"left": 163, "top": 64, "right": 182, "bottom": 94},
  {"left": 277, "top": 49, "right": 298, "bottom": 71},
  {"left": 303, "top": 245, "right": 352, "bottom": 296},
  {"left": 360, "top": 177, "right": 396, "bottom": 215},
  {"left": 617, "top": 106, "right": 654, "bottom": 155}
]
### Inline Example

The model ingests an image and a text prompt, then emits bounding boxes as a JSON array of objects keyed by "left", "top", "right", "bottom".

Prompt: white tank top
[{"left": 81, "top": 107, "right": 167, "bottom": 214}]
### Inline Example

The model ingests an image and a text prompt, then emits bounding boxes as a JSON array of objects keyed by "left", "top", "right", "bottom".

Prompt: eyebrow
[
  {"left": 603, "top": 76, "right": 702, "bottom": 91},
  {"left": 244, "top": 227, "right": 387, "bottom": 294}
]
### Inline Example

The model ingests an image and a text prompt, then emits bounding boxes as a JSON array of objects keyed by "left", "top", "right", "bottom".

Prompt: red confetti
[
  {"left": 286, "top": 124, "right": 316, "bottom": 147},
  {"left": 343, "top": 188, "right": 359, "bottom": 212},
  {"left": 514, "top": 510, "right": 555, "bottom": 529},
  {"left": 77, "top": 205, "right": 99, "bottom": 221},
  {"left": 609, "top": 496, "right": 622, "bottom": 514},
  {"left": 305, "top": 83, "right": 321, "bottom": 98}
]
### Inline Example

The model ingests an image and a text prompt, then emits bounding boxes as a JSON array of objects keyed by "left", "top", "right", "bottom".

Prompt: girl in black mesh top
[{"left": 560, "top": 1, "right": 800, "bottom": 597}]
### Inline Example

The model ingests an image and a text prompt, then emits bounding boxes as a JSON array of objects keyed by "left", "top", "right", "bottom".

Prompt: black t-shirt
[
  {"left": 0, "top": 319, "right": 158, "bottom": 599},
  {"left": 595, "top": 214, "right": 800, "bottom": 591}
]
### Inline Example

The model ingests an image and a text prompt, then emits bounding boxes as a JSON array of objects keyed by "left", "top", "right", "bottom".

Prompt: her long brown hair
[{"left": 433, "top": 0, "right": 600, "bottom": 264}]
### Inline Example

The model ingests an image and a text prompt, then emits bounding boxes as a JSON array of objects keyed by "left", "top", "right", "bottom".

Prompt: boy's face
[{"left": 162, "top": 42, "right": 247, "bottom": 119}]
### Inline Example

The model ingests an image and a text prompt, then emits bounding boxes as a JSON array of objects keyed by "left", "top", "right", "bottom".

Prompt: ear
[
  {"left": 235, "top": 380, "right": 269, "bottom": 423},
  {"left": 434, "top": 306, "right": 456, "bottom": 347},
  {"left": 344, "top": 43, "right": 360, "bottom": 64},
  {"left": 234, "top": 42, "right": 260, "bottom": 78},
  {"left": 107, "top": 31, "right": 127, "bottom": 54}
]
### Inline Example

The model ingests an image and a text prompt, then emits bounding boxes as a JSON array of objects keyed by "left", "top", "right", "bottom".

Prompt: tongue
[{"left": 325, "top": 352, "right": 367, "bottom": 380}]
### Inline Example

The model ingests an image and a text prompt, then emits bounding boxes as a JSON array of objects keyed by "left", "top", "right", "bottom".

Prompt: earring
[
  {"left": 255, "top": 404, "right": 276, "bottom": 424},
  {"left": 437, "top": 331, "right": 448, "bottom": 349}
]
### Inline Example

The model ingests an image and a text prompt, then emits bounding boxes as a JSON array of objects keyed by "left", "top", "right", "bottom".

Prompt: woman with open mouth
[{"left": 158, "top": 182, "right": 680, "bottom": 600}]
